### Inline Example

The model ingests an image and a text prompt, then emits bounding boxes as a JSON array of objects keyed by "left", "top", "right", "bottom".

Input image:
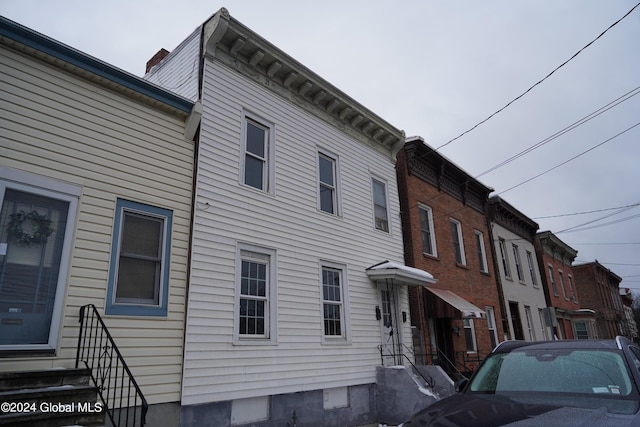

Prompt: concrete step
[{"left": 0, "top": 368, "right": 104, "bottom": 427}]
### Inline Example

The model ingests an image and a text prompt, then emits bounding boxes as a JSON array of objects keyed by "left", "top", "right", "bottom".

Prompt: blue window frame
[{"left": 106, "top": 199, "right": 172, "bottom": 316}]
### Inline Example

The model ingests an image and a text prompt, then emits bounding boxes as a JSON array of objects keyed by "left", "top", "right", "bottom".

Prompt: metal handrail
[
  {"left": 377, "top": 344, "right": 434, "bottom": 389},
  {"left": 76, "top": 304, "right": 148, "bottom": 426}
]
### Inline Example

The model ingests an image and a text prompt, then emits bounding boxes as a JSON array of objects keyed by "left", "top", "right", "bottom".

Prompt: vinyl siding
[
  {"left": 182, "top": 59, "right": 409, "bottom": 405},
  {"left": 0, "top": 46, "right": 193, "bottom": 405},
  {"left": 144, "top": 27, "right": 201, "bottom": 102}
]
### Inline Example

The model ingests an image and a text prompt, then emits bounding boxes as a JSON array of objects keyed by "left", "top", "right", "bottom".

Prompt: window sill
[
  {"left": 504, "top": 276, "right": 513, "bottom": 282},
  {"left": 233, "top": 338, "right": 278, "bottom": 346},
  {"left": 321, "top": 338, "right": 352, "bottom": 346},
  {"left": 519, "top": 280, "right": 527, "bottom": 286},
  {"left": 480, "top": 270, "right": 490, "bottom": 276},
  {"left": 455, "top": 262, "right": 468, "bottom": 270},
  {"left": 422, "top": 253, "right": 439, "bottom": 261}
]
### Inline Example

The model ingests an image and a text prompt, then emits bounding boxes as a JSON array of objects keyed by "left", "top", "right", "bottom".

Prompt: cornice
[
  {"left": 202, "top": 8, "right": 404, "bottom": 158},
  {"left": 487, "top": 196, "right": 539, "bottom": 241},
  {"left": 537, "top": 230, "right": 577, "bottom": 266},
  {"left": 404, "top": 138, "right": 493, "bottom": 213}
]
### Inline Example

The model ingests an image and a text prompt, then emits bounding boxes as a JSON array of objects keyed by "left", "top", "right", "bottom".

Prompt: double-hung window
[
  {"left": 321, "top": 262, "right": 350, "bottom": 342},
  {"left": 372, "top": 178, "right": 389, "bottom": 232},
  {"left": 486, "top": 307, "right": 499, "bottom": 348},
  {"left": 235, "top": 244, "right": 277, "bottom": 343},
  {"left": 558, "top": 270, "right": 568, "bottom": 299},
  {"left": 318, "top": 152, "right": 339, "bottom": 214},
  {"left": 524, "top": 306, "right": 535, "bottom": 340},
  {"left": 242, "top": 115, "right": 274, "bottom": 193},
  {"left": 463, "top": 318, "right": 477, "bottom": 352},
  {"left": 526, "top": 250, "right": 538, "bottom": 287},
  {"left": 498, "top": 238, "right": 511, "bottom": 278},
  {"left": 106, "top": 199, "right": 172, "bottom": 316},
  {"left": 548, "top": 265, "right": 558, "bottom": 296},
  {"left": 512, "top": 244, "right": 524, "bottom": 282},
  {"left": 474, "top": 230, "right": 488, "bottom": 273},
  {"left": 419, "top": 205, "right": 436, "bottom": 256},
  {"left": 450, "top": 219, "right": 465, "bottom": 265},
  {"left": 568, "top": 275, "right": 577, "bottom": 302}
]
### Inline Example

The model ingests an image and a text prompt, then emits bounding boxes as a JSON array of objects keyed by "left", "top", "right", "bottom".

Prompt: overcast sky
[{"left": 2, "top": 1, "right": 639, "bottom": 289}]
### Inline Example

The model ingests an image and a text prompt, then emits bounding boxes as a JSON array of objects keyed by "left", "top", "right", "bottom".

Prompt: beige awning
[
  {"left": 425, "top": 287, "right": 485, "bottom": 319},
  {"left": 366, "top": 261, "right": 436, "bottom": 287}
]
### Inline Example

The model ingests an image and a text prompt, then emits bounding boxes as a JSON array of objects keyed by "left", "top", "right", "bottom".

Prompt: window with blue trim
[{"left": 106, "top": 199, "right": 172, "bottom": 316}]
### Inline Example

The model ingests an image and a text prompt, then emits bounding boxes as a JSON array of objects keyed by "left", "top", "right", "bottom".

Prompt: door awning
[
  {"left": 366, "top": 261, "right": 436, "bottom": 287},
  {"left": 425, "top": 287, "right": 486, "bottom": 319}
]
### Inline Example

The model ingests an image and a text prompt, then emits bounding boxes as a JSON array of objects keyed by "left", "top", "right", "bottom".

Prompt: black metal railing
[
  {"left": 76, "top": 304, "right": 148, "bottom": 427},
  {"left": 378, "top": 344, "right": 434, "bottom": 389}
]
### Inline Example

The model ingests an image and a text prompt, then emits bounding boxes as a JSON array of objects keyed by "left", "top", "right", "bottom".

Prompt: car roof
[{"left": 493, "top": 336, "right": 632, "bottom": 354}]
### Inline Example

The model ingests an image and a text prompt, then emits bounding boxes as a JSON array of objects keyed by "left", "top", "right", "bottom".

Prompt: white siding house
[
  {"left": 0, "top": 17, "right": 197, "bottom": 426},
  {"left": 146, "top": 8, "right": 428, "bottom": 427},
  {"left": 487, "top": 196, "right": 548, "bottom": 342}
]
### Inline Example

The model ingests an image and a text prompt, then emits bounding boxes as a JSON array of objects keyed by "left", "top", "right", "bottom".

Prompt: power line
[
  {"left": 497, "top": 121, "right": 640, "bottom": 195},
  {"left": 435, "top": 1, "right": 640, "bottom": 151},
  {"left": 567, "top": 242, "right": 640, "bottom": 246},
  {"left": 555, "top": 202, "right": 640, "bottom": 233},
  {"left": 475, "top": 86, "right": 640, "bottom": 178},
  {"left": 558, "top": 213, "right": 640, "bottom": 234},
  {"left": 532, "top": 202, "right": 640, "bottom": 219}
]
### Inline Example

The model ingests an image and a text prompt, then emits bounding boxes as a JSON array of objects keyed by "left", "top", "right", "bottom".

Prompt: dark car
[{"left": 400, "top": 337, "right": 640, "bottom": 426}]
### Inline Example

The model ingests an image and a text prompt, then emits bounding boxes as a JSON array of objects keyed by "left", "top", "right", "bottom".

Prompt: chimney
[{"left": 146, "top": 48, "right": 170, "bottom": 73}]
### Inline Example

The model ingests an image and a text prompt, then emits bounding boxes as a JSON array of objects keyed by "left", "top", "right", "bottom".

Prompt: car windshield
[{"left": 468, "top": 348, "right": 639, "bottom": 414}]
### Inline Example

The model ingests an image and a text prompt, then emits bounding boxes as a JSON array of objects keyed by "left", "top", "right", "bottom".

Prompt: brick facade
[
  {"left": 572, "top": 262, "right": 624, "bottom": 339},
  {"left": 397, "top": 138, "right": 503, "bottom": 374}
]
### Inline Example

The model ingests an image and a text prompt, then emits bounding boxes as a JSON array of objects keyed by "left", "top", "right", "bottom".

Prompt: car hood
[{"left": 400, "top": 394, "right": 639, "bottom": 427}]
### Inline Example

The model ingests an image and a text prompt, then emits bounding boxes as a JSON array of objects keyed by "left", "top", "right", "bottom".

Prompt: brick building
[
  {"left": 534, "top": 231, "right": 596, "bottom": 339},
  {"left": 572, "top": 261, "right": 625, "bottom": 339},
  {"left": 396, "top": 137, "right": 503, "bottom": 376}
]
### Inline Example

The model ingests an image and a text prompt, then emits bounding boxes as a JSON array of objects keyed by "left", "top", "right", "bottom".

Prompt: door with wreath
[{"left": 0, "top": 188, "right": 69, "bottom": 347}]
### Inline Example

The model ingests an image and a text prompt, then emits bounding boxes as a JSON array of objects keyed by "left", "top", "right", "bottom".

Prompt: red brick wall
[{"left": 397, "top": 148, "right": 504, "bottom": 364}]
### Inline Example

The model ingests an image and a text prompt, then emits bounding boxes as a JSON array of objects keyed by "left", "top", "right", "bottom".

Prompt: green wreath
[{"left": 6, "top": 210, "right": 55, "bottom": 247}]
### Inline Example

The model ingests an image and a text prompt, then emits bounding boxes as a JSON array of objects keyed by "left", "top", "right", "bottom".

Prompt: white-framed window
[
  {"left": 567, "top": 275, "right": 577, "bottom": 302},
  {"left": 372, "top": 177, "right": 389, "bottom": 232},
  {"left": 419, "top": 205, "right": 437, "bottom": 256},
  {"left": 463, "top": 318, "right": 477, "bottom": 352},
  {"left": 558, "top": 270, "right": 568, "bottom": 300},
  {"left": 548, "top": 265, "right": 558, "bottom": 296},
  {"left": 317, "top": 151, "right": 340, "bottom": 215},
  {"left": 241, "top": 113, "right": 275, "bottom": 193},
  {"left": 498, "top": 238, "right": 511, "bottom": 278},
  {"left": 474, "top": 230, "right": 488, "bottom": 273},
  {"left": 450, "top": 219, "right": 466, "bottom": 265},
  {"left": 106, "top": 199, "right": 172, "bottom": 316},
  {"left": 512, "top": 244, "right": 524, "bottom": 282},
  {"left": 234, "top": 243, "right": 277, "bottom": 344},
  {"left": 524, "top": 305, "right": 535, "bottom": 341},
  {"left": 526, "top": 250, "right": 538, "bottom": 287},
  {"left": 573, "top": 321, "right": 589, "bottom": 340},
  {"left": 320, "top": 261, "right": 350, "bottom": 342},
  {"left": 486, "top": 306, "right": 499, "bottom": 349}
]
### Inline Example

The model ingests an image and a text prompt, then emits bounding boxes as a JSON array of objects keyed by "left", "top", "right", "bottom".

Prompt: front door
[
  {"left": 0, "top": 185, "right": 73, "bottom": 349},
  {"left": 379, "top": 283, "right": 401, "bottom": 365}
]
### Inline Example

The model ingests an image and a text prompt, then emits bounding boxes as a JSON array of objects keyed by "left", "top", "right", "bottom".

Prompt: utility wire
[
  {"left": 555, "top": 202, "right": 640, "bottom": 234},
  {"left": 532, "top": 202, "right": 640, "bottom": 219},
  {"left": 497, "top": 121, "right": 640, "bottom": 195},
  {"left": 558, "top": 213, "right": 640, "bottom": 234},
  {"left": 435, "top": 1, "right": 640, "bottom": 151},
  {"left": 476, "top": 86, "right": 640, "bottom": 178}
]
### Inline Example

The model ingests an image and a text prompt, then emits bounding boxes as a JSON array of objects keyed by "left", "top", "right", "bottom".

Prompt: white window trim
[
  {"left": 463, "top": 318, "right": 477, "bottom": 353},
  {"left": 474, "top": 230, "right": 488, "bottom": 273},
  {"left": 239, "top": 111, "right": 276, "bottom": 195},
  {"left": 567, "top": 274, "right": 577, "bottom": 303},
  {"left": 526, "top": 250, "right": 538, "bottom": 288},
  {"left": 558, "top": 269, "right": 568, "bottom": 300},
  {"left": 233, "top": 242, "right": 278, "bottom": 345},
  {"left": 486, "top": 306, "right": 499, "bottom": 349},
  {"left": 316, "top": 148, "right": 342, "bottom": 216},
  {"left": 419, "top": 204, "right": 437, "bottom": 257},
  {"left": 524, "top": 305, "right": 535, "bottom": 341},
  {"left": 548, "top": 264, "right": 558, "bottom": 296},
  {"left": 0, "top": 169, "right": 80, "bottom": 351},
  {"left": 450, "top": 218, "right": 466, "bottom": 265},
  {"left": 512, "top": 244, "right": 524, "bottom": 282},
  {"left": 371, "top": 176, "right": 391, "bottom": 233},
  {"left": 498, "top": 238, "right": 511, "bottom": 279},
  {"left": 319, "top": 260, "right": 351, "bottom": 344}
]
